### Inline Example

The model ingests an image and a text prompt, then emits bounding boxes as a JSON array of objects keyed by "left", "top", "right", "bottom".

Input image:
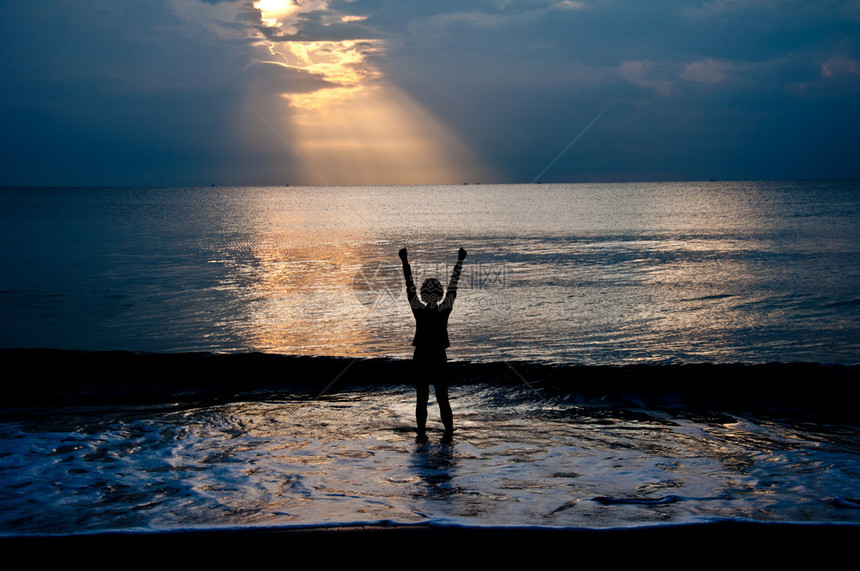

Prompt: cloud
[
  {"left": 821, "top": 57, "right": 860, "bottom": 78},
  {"left": 616, "top": 60, "right": 674, "bottom": 96},
  {"left": 1, "top": 0, "right": 859, "bottom": 185},
  {"left": 243, "top": 60, "right": 335, "bottom": 96},
  {"left": 680, "top": 59, "right": 740, "bottom": 84},
  {"left": 402, "top": 0, "right": 586, "bottom": 36},
  {"left": 0, "top": 1, "right": 293, "bottom": 185}
]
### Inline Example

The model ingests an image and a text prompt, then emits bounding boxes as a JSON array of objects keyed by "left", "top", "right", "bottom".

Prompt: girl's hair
[{"left": 420, "top": 278, "right": 444, "bottom": 300}]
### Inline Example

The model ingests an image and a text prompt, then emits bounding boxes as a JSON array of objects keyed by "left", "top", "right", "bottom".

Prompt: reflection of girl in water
[{"left": 399, "top": 247, "right": 467, "bottom": 443}]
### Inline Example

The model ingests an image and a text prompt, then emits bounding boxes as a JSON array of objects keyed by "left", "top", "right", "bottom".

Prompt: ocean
[
  {"left": 1, "top": 181, "right": 858, "bottom": 363},
  {"left": 1, "top": 181, "right": 858, "bottom": 534}
]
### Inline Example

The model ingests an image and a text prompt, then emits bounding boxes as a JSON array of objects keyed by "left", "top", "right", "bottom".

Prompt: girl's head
[{"left": 420, "top": 278, "right": 444, "bottom": 304}]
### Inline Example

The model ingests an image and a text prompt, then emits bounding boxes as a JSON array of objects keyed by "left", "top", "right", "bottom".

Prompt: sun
[{"left": 254, "top": 0, "right": 297, "bottom": 27}]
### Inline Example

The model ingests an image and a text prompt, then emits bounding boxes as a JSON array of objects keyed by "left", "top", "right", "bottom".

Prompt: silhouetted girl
[{"left": 399, "top": 247, "right": 466, "bottom": 443}]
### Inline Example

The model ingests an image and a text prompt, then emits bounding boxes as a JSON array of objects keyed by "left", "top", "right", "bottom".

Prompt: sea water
[
  {"left": 1, "top": 380, "right": 858, "bottom": 533},
  {"left": 0, "top": 181, "right": 858, "bottom": 534},
  {"left": 1, "top": 181, "right": 858, "bottom": 363}
]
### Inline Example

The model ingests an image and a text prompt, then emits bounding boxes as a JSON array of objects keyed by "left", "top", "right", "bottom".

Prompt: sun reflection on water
[{"left": 231, "top": 232, "right": 377, "bottom": 356}]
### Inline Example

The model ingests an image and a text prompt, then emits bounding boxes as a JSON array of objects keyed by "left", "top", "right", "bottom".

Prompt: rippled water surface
[
  {"left": 1, "top": 181, "right": 858, "bottom": 364},
  {"left": 2, "top": 384, "right": 858, "bottom": 534}
]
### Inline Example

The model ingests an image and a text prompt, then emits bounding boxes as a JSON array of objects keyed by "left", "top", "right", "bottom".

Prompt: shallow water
[{"left": 2, "top": 383, "right": 857, "bottom": 534}]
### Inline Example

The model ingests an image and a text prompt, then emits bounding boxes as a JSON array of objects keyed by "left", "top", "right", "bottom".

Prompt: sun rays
[{"left": 249, "top": 1, "right": 492, "bottom": 185}]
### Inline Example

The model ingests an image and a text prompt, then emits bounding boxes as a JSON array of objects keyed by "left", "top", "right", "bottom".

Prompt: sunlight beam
[{"left": 247, "top": 2, "right": 494, "bottom": 185}]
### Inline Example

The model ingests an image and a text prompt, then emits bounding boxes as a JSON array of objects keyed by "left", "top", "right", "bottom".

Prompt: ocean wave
[{"left": 3, "top": 349, "right": 857, "bottom": 423}]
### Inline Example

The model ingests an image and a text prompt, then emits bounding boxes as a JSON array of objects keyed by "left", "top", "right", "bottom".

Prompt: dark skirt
[{"left": 412, "top": 347, "right": 447, "bottom": 386}]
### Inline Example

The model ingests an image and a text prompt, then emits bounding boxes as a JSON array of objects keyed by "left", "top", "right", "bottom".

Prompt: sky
[{"left": 1, "top": 0, "right": 859, "bottom": 186}]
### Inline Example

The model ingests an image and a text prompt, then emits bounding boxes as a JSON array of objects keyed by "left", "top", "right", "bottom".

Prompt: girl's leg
[
  {"left": 415, "top": 383, "right": 430, "bottom": 442},
  {"left": 435, "top": 383, "right": 454, "bottom": 441}
]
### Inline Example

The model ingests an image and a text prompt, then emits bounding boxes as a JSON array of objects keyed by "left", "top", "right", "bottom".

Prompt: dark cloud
[
  {"left": 244, "top": 60, "right": 334, "bottom": 94},
  {"left": 0, "top": 0, "right": 314, "bottom": 185},
  {"left": 256, "top": 10, "right": 376, "bottom": 42},
  {"left": 344, "top": 0, "right": 860, "bottom": 181}
]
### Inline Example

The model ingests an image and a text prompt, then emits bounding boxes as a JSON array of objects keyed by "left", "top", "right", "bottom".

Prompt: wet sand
[{"left": 2, "top": 522, "right": 856, "bottom": 566}]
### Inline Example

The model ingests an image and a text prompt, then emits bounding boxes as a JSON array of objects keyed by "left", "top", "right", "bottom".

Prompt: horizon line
[{"left": 2, "top": 176, "right": 859, "bottom": 190}]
